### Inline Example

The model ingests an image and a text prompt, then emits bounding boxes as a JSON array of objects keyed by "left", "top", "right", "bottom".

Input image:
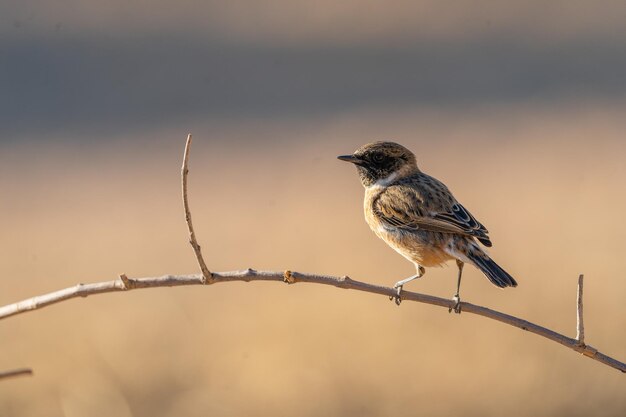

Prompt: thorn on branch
[
  {"left": 338, "top": 275, "right": 353, "bottom": 288},
  {"left": 580, "top": 344, "right": 598, "bottom": 358},
  {"left": 120, "top": 274, "right": 134, "bottom": 290},
  {"left": 240, "top": 268, "right": 256, "bottom": 282},
  {"left": 77, "top": 283, "right": 88, "bottom": 297},
  {"left": 284, "top": 270, "right": 296, "bottom": 284}
]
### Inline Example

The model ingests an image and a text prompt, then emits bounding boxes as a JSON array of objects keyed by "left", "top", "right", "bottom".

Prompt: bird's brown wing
[
  {"left": 374, "top": 184, "right": 493, "bottom": 246},
  {"left": 432, "top": 202, "right": 492, "bottom": 246}
]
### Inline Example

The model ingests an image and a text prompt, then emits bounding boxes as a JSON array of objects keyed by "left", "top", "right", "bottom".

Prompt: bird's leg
[
  {"left": 449, "top": 260, "right": 464, "bottom": 314},
  {"left": 390, "top": 265, "right": 426, "bottom": 306}
]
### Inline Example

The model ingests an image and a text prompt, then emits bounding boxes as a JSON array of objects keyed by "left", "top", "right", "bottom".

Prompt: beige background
[{"left": 1, "top": 2, "right": 626, "bottom": 416}]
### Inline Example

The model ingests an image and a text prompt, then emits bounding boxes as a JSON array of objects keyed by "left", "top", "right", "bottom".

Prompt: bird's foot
[
  {"left": 389, "top": 268, "right": 425, "bottom": 306},
  {"left": 389, "top": 285, "right": 403, "bottom": 305},
  {"left": 448, "top": 295, "right": 462, "bottom": 314}
]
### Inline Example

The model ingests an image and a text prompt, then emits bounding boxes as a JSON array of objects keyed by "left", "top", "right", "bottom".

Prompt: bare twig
[
  {"left": 1, "top": 135, "right": 624, "bottom": 379},
  {"left": 0, "top": 368, "right": 33, "bottom": 380},
  {"left": 576, "top": 274, "right": 585, "bottom": 346},
  {"left": 182, "top": 134, "right": 212, "bottom": 284},
  {"left": 0, "top": 270, "right": 624, "bottom": 373}
]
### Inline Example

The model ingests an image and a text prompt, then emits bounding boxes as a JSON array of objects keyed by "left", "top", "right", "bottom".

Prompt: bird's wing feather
[
  {"left": 432, "top": 203, "right": 491, "bottom": 246},
  {"left": 374, "top": 184, "right": 492, "bottom": 246}
]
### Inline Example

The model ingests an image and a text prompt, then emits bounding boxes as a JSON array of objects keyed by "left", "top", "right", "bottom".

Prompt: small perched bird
[{"left": 338, "top": 141, "right": 517, "bottom": 312}]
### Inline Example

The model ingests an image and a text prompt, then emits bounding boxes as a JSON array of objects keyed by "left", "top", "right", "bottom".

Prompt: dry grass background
[{"left": 1, "top": 101, "right": 625, "bottom": 416}]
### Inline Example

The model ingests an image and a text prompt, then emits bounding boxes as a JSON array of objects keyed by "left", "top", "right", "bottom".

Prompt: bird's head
[{"left": 338, "top": 141, "right": 418, "bottom": 187}]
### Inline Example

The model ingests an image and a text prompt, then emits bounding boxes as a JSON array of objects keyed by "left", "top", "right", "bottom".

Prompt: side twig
[
  {"left": 0, "top": 270, "right": 623, "bottom": 373},
  {"left": 181, "top": 134, "right": 212, "bottom": 284},
  {"left": 576, "top": 274, "right": 585, "bottom": 346},
  {"left": 0, "top": 368, "right": 33, "bottom": 381}
]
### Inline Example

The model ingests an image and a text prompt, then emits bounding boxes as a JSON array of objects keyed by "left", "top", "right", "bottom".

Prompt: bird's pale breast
[{"left": 364, "top": 186, "right": 453, "bottom": 267}]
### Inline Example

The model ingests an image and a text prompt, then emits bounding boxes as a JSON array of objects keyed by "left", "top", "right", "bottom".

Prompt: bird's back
[
  {"left": 397, "top": 172, "right": 457, "bottom": 214},
  {"left": 366, "top": 170, "right": 492, "bottom": 247}
]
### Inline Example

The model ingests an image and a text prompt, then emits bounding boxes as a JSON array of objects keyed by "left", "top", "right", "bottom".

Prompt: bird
[{"left": 338, "top": 141, "right": 517, "bottom": 312}]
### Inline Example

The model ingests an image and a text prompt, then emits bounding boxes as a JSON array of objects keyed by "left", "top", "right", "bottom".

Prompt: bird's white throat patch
[{"left": 368, "top": 172, "right": 398, "bottom": 190}]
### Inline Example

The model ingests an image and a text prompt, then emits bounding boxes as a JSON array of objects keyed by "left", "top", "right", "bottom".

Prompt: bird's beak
[{"left": 337, "top": 154, "right": 363, "bottom": 165}]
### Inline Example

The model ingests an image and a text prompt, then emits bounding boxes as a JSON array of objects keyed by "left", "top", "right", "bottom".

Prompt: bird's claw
[
  {"left": 418, "top": 265, "right": 425, "bottom": 277},
  {"left": 448, "top": 295, "right": 462, "bottom": 314},
  {"left": 389, "top": 285, "right": 403, "bottom": 306}
]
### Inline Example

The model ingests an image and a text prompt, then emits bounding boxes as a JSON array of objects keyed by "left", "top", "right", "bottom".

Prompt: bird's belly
[{"left": 373, "top": 224, "right": 453, "bottom": 267}]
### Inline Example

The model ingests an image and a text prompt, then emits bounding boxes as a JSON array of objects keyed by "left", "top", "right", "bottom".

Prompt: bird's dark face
[{"left": 338, "top": 141, "right": 418, "bottom": 187}]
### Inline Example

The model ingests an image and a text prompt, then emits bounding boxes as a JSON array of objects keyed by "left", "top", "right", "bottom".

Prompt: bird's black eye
[{"left": 372, "top": 153, "right": 385, "bottom": 163}]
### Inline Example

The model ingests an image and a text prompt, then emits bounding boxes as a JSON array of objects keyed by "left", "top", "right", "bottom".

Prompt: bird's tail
[{"left": 467, "top": 251, "right": 517, "bottom": 288}]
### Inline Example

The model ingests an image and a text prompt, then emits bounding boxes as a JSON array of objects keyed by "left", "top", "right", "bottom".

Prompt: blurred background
[{"left": 1, "top": 1, "right": 625, "bottom": 416}]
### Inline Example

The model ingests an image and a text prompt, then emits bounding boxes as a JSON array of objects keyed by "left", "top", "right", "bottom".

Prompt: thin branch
[
  {"left": 181, "top": 134, "right": 212, "bottom": 284},
  {"left": 2, "top": 135, "right": 624, "bottom": 379},
  {"left": 0, "top": 270, "right": 624, "bottom": 373},
  {"left": 0, "top": 368, "right": 33, "bottom": 380},
  {"left": 576, "top": 274, "right": 585, "bottom": 346}
]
